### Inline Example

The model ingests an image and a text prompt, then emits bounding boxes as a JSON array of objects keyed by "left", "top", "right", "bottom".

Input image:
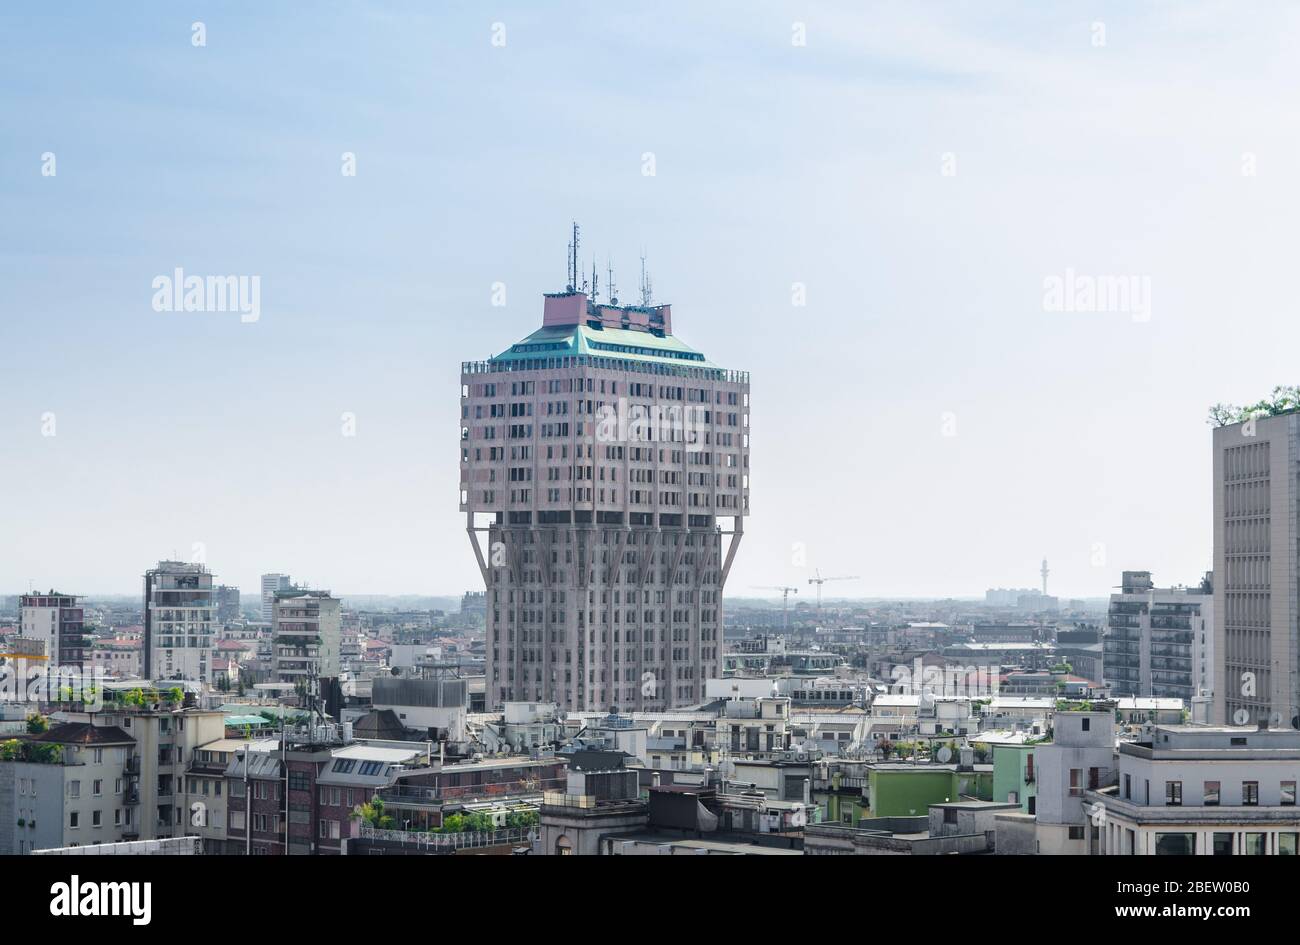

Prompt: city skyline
[{"left": 7, "top": 3, "right": 1300, "bottom": 599}]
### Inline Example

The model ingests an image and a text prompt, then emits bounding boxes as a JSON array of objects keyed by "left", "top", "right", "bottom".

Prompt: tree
[
  {"left": 1208, "top": 386, "right": 1300, "bottom": 427},
  {"left": 505, "top": 810, "right": 538, "bottom": 830},
  {"left": 25, "top": 715, "right": 48, "bottom": 734},
  {"left": 353, "top": 795, "right": 394, "bottom": 829}
]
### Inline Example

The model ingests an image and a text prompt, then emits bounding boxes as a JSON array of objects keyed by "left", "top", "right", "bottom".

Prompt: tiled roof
[{"left": 32, "top": 722, "right": 134, "bottom": 746}]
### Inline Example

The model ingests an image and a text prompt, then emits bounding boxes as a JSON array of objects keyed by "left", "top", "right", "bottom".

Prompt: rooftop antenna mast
[
  {"left": 566, "top": 221, "right": 581, "bottom": 292},
  {"left": 591, "top": 257, "right": 599, "bottom": 302},
  {"left": 607, "top": 257, "right": 617, "bottom": 305},
  {"left": 639, "top": 252, "right": 652, "bottom": 306}
]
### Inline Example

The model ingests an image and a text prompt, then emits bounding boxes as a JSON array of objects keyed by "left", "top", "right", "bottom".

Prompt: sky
[{"left": 3, "top": 1, "right": 1300, "bottom": 600}]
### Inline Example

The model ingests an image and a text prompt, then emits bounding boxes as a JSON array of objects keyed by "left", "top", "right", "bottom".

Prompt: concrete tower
[{"left": 461, "top": 286, "right": 750, "bottom": 713}]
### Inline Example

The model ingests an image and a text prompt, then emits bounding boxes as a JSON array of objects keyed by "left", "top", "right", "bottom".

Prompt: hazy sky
[{"left": 4, "top": 2, "right": 1299, "bottom": 600}]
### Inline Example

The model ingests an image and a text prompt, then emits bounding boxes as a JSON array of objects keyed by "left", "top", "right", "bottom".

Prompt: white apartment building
[
  {"left": 461, "top": 288, "right": 750, "bottom": 712},
  {"left": 1088, "top": 724, "right": 1300, "bottom": 855},
  {"left": 1213, "top": 414, "right": 1300, "bottom": 729},
  {"left": 143, "top": 561, "right": 216, "bottom": 682},
  {"left": 1103, "top": 570, "right": 1214, "bottom": 702},
  {"left": 272, "top": 588, "right": 342, "bottom": 691},
  {"left": 261, "top": 573, "right": 290, "bottom": 622}
]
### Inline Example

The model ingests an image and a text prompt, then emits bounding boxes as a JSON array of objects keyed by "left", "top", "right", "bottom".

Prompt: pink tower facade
[{"left": 460, "top": 290, "right": 750, "bottom": 713}]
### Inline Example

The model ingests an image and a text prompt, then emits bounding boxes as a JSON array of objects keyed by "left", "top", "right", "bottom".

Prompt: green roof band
[{"left": 492, "top": 324, "right": 717, "bottom": 368}]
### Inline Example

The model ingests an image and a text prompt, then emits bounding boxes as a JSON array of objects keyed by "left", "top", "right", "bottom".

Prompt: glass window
[
  {"left": 1204, "top": 781, "right": 1220, "bottom": 806},
  {"left": 1282, "top": 781, "right": 1297, "bottom": 806},
  {"left": 1155, "top": 832, "right": 1195, "bottom": 855},
  {"left": 1243, "top": 781, "right": 1259, "bottom": 806},
  {"left": 1165, "top": 781, "right": 1182, "bottom": 806},
  {"left": 1244, "top": 832, "right": 1267, "bottom": 855},
  {"left": 1213, "top": 833, "right": 1234, "bottom": 855},
  {"left": 1280, "top": 833, "right": 1298, "bottom": 856}
]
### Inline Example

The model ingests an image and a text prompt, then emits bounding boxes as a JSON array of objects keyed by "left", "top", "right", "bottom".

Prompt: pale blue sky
[{"left": 4, "top": 2, "right": 1300, "bottom": 599}]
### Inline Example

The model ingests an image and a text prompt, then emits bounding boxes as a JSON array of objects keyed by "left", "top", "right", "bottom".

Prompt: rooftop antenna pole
[
  {"left": 639, "top": 252, "right": 652, "bottom": 306},
  {"left": 592, "top": 258, "right": 599, "bottom": 302},
  {"left": 607, "top": 257, "right": 617, "bottom": 305},
  {"left": 571, "top": 222, "right": 581, "bottom": 294}
]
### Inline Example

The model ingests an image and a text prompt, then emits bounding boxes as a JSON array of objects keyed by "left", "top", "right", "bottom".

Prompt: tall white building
[
  {"left": 1212, "top": 414, "right": 1300, "bottom": 729},
  {"left": 143, "top": 561, "right": 216, "bottom": 682},
  {"left": 272, "top": 588, "right": 342, "bottom": 693},
  {"left": 461, "top": 287, "right": 750, "bottom": 713},
  {"left": 260, "top": 573, "right": 290, "bottom": 622}
]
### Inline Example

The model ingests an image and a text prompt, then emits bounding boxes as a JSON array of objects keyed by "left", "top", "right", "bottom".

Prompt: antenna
[
  {"left": 639, "top": 252, "right": 652, "bottom": 306},
  {"left": 607, "top": 257, "right": 617, "bottom": 305},
  {"left": 591, "top": 257, "right": 598, "bottom": 301},
  {"left": 570, "top": 222, "right": 581, "bottom": 293}
]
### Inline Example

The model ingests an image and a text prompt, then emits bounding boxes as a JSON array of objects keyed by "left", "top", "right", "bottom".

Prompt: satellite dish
[
  {"left": 1233, "top": 709, "right": 1250, "bottom": 726},
  {"left": 937, "top": 746, "right": 953, "bottom": 763}
]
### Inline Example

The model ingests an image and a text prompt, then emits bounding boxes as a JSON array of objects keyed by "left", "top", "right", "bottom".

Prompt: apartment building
[
  {"left": 1104, "top": 570, "right": 1214, "bottom": 701},
  {"left": 143, "top": 561, "right": 217, "bottom": 682},
  {"left": 82, "top": 703, "right": 228, "bottom": 841},
  {"left": 187, "top": 737, "right": 265, "bottom": 853},
  {"left": 0, "top": 722, "right": 136, "bottom": 853},
  {"left": 272, "top": 588, "right": 342, "bottom": 695},
  {"left": 461, "top": 288, "right": 750, "bottom": 712},
  {"left": 1033, "top": 708, "right": 1116, "bottom": 854},
  {"left": 225, "top": 747, "right": 285, "bottom": 855},
  {"left": 261, "top": 573, "right": 290, "bottom": 622},
  {"left": 19, "top": 591, "right": 89, "bottom": 669},
  {"left": 1088, "top": 724, "right": 1300, "bottom": 855},
  {"left": 91, "top": 637, "right": 142, "bottom": 679},
  {"left": 1212, "top": 414, "right": 1300, "bottom": 728},
  {"left": 215, "top": 585, "right": 241, "bottom": 624}
]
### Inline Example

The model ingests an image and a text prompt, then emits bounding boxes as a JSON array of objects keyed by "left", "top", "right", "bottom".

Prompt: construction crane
[
  {"left": 807, "top": 570, "right": 860, "bottom": 619},
  {"left": 751, "top": 585, "right": 799, "bottom": 632}
]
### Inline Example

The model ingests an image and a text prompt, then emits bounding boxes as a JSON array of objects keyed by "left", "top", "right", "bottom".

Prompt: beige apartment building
[{"left": 461, "top": 289, "right": 749, "bottom": 713}]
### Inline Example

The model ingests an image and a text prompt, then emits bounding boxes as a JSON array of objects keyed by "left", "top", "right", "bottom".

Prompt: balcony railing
[{"left": 358, "top": 825, "right": 532, "bottom": 850}]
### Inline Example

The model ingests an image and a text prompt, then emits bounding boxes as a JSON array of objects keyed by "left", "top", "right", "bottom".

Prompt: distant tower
[{"left": 1040, "top": 558, "right": 1050, "bottom": 596}]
